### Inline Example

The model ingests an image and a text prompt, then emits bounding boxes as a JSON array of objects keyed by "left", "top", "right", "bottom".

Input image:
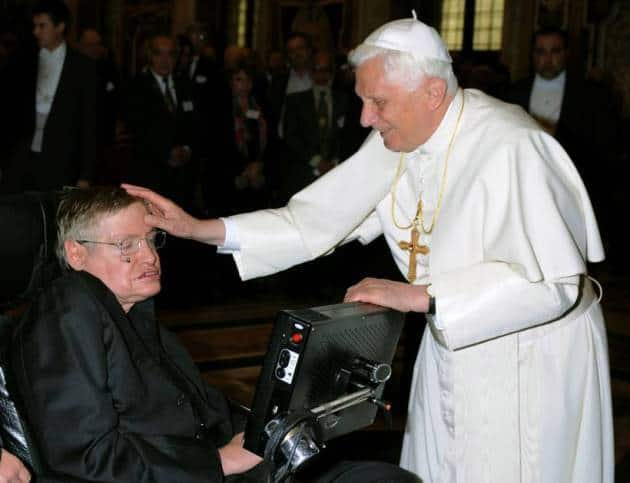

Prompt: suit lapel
[
  {"left": 524, "top": 77, "right": 534, "bottom": 110},
  {"left": 558, "top": 75, "right": 574, "bottom": 125},
  {"left": 148, "top": 73, "right": 175, "bottom": 116},
  {"left": 47, "top": 48, "right": 72, "bottom": 120}
]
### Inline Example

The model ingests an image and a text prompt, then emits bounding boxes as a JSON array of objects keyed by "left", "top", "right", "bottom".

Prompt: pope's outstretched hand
[{"left": 121, "top": 184, "right": 226, "bottom": 246}]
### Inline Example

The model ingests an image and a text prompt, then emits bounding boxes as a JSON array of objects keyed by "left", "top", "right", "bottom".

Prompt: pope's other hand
[{"left": 344, "top": 277, "right": 430, "bottom": 313}]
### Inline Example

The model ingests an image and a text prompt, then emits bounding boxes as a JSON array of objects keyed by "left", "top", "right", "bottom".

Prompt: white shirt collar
[
  {"left": 150, "top": 70, "right": 173, "bottom": 89},
  {"left": 39, "top": 41, "right": 66, "bottom": 62},
  {"left": 286, "top": 69, "right": 313, "bottom": 94},
  {"left": 533, "top": 71, "right": 566, "bottom": 89},
  {"left": 530, "top": 72, "right": 565, "bottom": 123},
  {"left": 534, "top": 70, "right": 567, "bottom": 89}
]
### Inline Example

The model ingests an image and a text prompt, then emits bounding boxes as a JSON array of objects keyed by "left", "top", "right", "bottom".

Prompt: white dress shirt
[
  {"left": 285, "top": 68, "right": 312, "bottom": 95},
  {"left": 529, "top": 71, "right": 565, "bottom": 124},
  {"left": 32, "top": 42, "right": 66, "bottom": 152}
]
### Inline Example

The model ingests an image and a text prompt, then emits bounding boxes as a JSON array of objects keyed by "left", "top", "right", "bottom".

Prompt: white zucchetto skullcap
[{"left": 362, "top": 10, "right": 452, "bottom": 64}]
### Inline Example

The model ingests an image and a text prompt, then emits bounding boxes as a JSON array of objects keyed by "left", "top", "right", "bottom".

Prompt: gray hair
[
  {"left": 56, "top": 187, "right": 143, "bottom": 269},
  {"left": 349, "top": 44, "right": 458, "bottom": 94}
]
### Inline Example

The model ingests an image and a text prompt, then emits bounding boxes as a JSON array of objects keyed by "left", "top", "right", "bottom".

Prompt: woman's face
[{"left": 231, "top": 69, "right": 252, "bottom": 98}]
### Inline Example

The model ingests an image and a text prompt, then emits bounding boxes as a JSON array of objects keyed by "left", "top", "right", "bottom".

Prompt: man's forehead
[
  {"left": 33, "top": 13, "right": 54, "bottom": 25},
  {"left": 98, "top": 205, "right": 151, "bottom": 235},
  {"left": 355, "top": 57, "right": 388, "bottom": 94},
  {"left": 535, "top": 34, "right": 565, "bottom": 48},
  {"left": 152, "top": 38, "right": 174, "bottom": 52}
]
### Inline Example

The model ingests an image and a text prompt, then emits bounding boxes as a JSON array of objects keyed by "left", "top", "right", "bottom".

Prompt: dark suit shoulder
[
  {"left": 286, "top": 88, "right": 314, "bottom": 101},
  {"left": 505, "top": 76, "right": 533, "bottom": 107},
  {"left": 130, "top": 70, "right": 158, "bottom": 89},
  {"left": 60, "top": 48, "right": 98, "bottom": 88},
  {"left": 65, "top": 47, "right": 95, "bottom": 68},
  {"left": 174, "top": 75, "right": 195, "bottom": 98},
  {"left": 332, "top": 87, "right": 348, "bottom": 100}
]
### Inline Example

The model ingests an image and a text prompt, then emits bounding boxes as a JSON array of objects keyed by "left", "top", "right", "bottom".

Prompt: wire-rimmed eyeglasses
[{"left": 76, "top": 230, "right": 166, "bottom": 257}]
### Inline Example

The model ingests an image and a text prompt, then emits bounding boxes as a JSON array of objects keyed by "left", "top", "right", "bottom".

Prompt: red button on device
[{"left": 290, "top": 333, "right": 303, "bottom": 344}]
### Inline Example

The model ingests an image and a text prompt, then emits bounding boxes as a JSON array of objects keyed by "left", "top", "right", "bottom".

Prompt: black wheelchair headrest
[{"left": 0, "top": 191, "right": 61, "bottom": 308}]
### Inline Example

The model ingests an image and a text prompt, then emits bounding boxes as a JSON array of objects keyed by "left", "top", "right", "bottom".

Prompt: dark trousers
[
  {"left": 228, "top": 460, "right": 421, "bottom": 483},
  {"left": 311, "top": 461, "right": 421, "bottom": 483}
]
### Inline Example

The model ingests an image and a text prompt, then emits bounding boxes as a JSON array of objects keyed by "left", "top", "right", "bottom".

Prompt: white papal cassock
[{"left": 226, "top": 89, "right": 614, "bottom": 483}]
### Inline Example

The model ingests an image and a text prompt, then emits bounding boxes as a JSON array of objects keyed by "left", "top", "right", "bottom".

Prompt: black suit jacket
[
  {"left": 187, "top": 57, "right": 225, "bottom": 125},
  {"left": 126, "top": 71, "right": 199, "bottom": 206},
  {"left": 266, "top": 72, "right": 290, "bottom": 139},
  {"left": 275, "top": 88, "right": 346, "bottom": 200},
  {"left": 11, "top": 271, "right": 266, "bottom": 482},
  {"left": 95, "top": 57, "right": 121, "bottom": 148},
  {"left": 506, "top": 74, "right": 618, "bottom": 183},
  {"left": 284, "top": 86, "right": 347, "bottom": 164},
  {"left": 4, "top": 47, "right": 98, "bottom": 191}
]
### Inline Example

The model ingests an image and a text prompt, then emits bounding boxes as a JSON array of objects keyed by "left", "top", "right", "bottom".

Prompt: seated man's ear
[{"left": 65, "top": 240, "right": 88, "bottom": 270}]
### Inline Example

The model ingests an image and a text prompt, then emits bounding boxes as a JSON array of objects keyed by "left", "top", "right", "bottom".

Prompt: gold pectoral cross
[{"left": 398, "top": 225, "right": 429, "bottom": 283}]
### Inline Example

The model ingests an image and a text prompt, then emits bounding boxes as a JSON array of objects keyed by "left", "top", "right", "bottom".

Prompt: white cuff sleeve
[{"left": 217, "top": 217, "right": 241, "bottom": 253}]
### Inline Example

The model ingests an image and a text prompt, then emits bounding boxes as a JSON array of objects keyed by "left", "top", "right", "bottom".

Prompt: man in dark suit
[
  {"left": 78, "top": 28, "right": 120, "bottom": 150},
  {"left": 507, "top": 27, "right": 620, "bottom": 262},
  {"left": 506, "top": 27, "right": 618, "bottom": 192},
  {"left": 11, "top": 187, "right": 265, "bottom": 482},
  {"left": 267, "top": 32, "right": 314, "bottom": 137},
  {"left": 283, "top": 50, "right": 348, "bottom": 197},
  {"left": 181, "top": 24, "right": 224, "bottom": 128},
  {"left": 126, "top": 34, "right": 199, "bottom": 212},
  {"left": 0, "top": 0, "right": 97, "bottom": 193},
  {"left": 184, "top": 23, "right": 220, "bottom": 95}
]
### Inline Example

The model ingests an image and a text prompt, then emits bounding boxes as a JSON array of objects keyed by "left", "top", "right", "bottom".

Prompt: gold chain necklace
[{"left": 392, "top": 90, "right": 465, "bottom": 282}]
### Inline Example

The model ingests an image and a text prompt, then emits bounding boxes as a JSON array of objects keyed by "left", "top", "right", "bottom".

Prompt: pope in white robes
[{"left": 125, "top": 15, "right": 614, "bottom": 483}]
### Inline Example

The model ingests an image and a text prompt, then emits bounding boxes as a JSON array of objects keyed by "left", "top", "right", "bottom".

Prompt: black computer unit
[{"left": 244, "top": 302, "right": 404, "bottom": 456}]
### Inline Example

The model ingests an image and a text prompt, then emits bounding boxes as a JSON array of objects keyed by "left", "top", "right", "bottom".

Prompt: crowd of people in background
[
  {"left": 0, "top": 11, "right": 375, "bottom": 213},
  {"left": 0, "top": 1, "right": 626, "bottom": 299},
  {"left": 0, "top": 7, "right": 625, "bottom": 216}
]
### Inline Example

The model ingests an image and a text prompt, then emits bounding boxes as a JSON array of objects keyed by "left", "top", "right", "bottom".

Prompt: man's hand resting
[
  {"left": 218, "top": 433, "right": 263, "bottom": 476},
  {"left": 0, "top": 449, "right": 31, "bottom": 483},
  {"left": 344, "top": 278, "right": 431, "bottom": 313}
]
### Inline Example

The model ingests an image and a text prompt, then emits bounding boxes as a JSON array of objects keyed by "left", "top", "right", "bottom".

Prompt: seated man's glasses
[{"left": 76, "top": 231, "right": 167, "bottom": 257}]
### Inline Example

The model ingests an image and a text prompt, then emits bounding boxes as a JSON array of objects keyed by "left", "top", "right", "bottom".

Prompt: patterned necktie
[
  {"left": 318, "top": 90, "right": 329, "bottom": 157},
  {"left": 162, "top": 76, "right": 175, "bottom": 112}
]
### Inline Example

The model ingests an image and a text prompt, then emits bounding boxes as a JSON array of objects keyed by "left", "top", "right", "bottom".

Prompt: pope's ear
[
  {"left": 425, "top": 77, "right": 448, "bottom": 110},
  {"left": 64, "top": 240, "right": 87, "bottom": 270}
]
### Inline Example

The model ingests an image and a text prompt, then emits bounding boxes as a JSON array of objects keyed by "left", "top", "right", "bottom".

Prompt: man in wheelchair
[
  {"left": 8, "top": 187, "right": 418, "bottom": 482},
  {"left": 11, "top": 187, "right": 264, "bottom": 482}
]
